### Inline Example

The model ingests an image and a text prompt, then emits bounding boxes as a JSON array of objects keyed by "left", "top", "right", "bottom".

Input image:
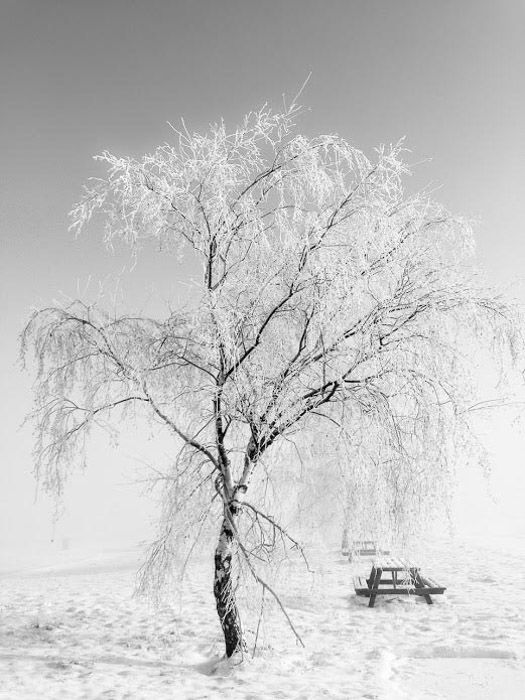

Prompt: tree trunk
[{"left": 213, "top": 508, "right": 244, "bottom": 658}]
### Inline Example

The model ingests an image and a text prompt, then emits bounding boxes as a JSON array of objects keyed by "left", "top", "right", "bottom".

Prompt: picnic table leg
[
  {"left": 366, "top": 566, "right": 375, "bottom": 589},
  {"left": 368, "top": 567, "right": 382, "bottom": 608},
  {"left": 412, "top": 569, "right": 433, "bottom": 604}
]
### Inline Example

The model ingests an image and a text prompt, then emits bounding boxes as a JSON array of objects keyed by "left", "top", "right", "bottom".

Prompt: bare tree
[{"left": 22, "top": 102, "right": 519, "bottom": 659}]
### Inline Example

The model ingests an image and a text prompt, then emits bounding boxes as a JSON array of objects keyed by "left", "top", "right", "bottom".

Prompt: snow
[{"left": 1, "top": 536, "right": 524, "bottom": 699}]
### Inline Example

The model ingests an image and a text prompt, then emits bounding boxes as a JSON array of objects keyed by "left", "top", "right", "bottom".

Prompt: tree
[{"left": 22, "top": 102, "right": 519, "bottom": 659}]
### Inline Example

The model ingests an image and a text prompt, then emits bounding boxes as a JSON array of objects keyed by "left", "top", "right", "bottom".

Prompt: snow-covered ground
[{"left": 1, "top": 535, "right": 524, "bottom": 699}]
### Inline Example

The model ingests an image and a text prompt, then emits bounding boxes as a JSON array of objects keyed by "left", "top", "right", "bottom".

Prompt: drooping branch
[
  {"left": 242, "top": 500, "right": 312, "bottom": 573},
  {"left": 141, "top": 382, "right": 220, "bottom": 471}
]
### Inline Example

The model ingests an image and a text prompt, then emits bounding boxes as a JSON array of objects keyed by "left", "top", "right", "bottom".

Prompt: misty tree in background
[{"left": 22, "top": 102, "right": 519, "bottom": 659}]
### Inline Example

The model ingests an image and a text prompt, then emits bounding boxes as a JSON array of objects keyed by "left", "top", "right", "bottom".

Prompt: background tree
[{"left": 22, "top": 102, "right": 519, "bottom": 660}]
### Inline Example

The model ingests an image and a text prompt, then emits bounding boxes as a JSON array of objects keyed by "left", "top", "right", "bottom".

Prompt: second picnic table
[{"left": 354, "top": 556, "right": 446, "bottom": 607}]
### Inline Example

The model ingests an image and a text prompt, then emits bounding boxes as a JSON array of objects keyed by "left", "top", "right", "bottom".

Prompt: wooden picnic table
[
  {"left": 353, "top": 556, "right": 446, "bottom": 607},
  {"left": 347, "top": 540, "right": 390, "bottom": 560}
]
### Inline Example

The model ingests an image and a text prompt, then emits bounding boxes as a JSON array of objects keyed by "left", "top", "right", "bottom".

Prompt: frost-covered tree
[{"left": 22, "top": 102, "right": 519, "bottom": 659}]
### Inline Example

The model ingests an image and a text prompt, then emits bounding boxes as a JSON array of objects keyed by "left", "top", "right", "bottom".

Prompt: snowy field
[{"left": 1, "top": 536, "right": 524, "bottom": 700}]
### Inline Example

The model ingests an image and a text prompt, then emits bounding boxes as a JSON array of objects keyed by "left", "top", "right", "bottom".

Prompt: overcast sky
[{"left": 1, "top": 0, "right": 524, "bottom": 556}]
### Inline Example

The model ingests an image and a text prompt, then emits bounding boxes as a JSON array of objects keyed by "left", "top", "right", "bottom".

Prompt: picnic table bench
[{"left": 353, "top": 556, "right": 446, "bottom": 607}]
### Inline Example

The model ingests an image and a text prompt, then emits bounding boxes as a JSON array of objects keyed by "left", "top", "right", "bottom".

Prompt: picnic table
[
  {"left": 353, "top": 556, "right": 446, "bottom": 607},
  {"left": 347, "top": 540, "right": 390, "bottom": 561}
]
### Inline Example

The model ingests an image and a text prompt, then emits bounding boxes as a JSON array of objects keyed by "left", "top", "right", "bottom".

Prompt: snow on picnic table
[{"left": 0, "top": 536, "right": 524, "bottom": 699}]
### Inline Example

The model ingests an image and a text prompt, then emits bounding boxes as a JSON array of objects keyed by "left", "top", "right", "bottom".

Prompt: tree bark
[{"left": 213, "top": 506, "right": 244, "bottom": 658}]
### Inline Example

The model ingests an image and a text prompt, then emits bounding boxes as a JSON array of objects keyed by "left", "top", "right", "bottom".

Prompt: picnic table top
[
  {"left": 351, "top": 540, "right": 377, "bottom": 547},
  {"left": 371, "top": 556, "right": 419, "bottom": 571}
]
